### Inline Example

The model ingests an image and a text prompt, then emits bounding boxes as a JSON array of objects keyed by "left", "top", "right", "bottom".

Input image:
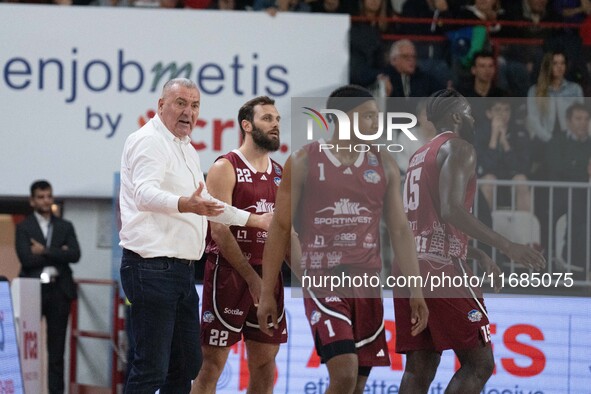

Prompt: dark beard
[
  {"left": 458, "top": 117, "right": 475, "bottom": 144},
  {"left": 252, "top": 126, "right": 280, "bottom": 152}
]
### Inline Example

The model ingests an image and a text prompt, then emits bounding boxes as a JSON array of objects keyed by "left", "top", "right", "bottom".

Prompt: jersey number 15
[{"left": 403, "top": 168, "right": 421, "bottom": 211}]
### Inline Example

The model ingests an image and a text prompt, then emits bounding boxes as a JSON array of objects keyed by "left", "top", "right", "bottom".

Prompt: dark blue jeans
[{"left": 121, "top": 249, "right": 202, "bottom": 394}]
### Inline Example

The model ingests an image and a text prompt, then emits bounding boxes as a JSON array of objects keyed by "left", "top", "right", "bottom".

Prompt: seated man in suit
[
  {"left": 384, "top": 39, "right": 444, "bottom": 114},
  {"left": 15, "top": 180, "right": 81, "bottom": 394},
  {"left": 385, "top": 39, "right": 443, "bottom": 99}
]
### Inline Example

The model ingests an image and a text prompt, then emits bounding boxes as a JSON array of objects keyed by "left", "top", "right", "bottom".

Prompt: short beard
[
  {"left": 459, "top": 118, "right": 475, "bottom": 144},
  {"left": 252, "top": 126, "right": 280, "bottom": 152}
]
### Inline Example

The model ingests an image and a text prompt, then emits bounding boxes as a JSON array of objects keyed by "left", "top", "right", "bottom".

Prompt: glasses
[{"left": 398, "top": 54, "right": 417, "bottom": 60}]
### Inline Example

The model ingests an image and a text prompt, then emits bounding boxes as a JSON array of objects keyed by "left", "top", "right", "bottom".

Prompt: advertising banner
[
  {"left": 0, "top": 278, "right": 25, "bottom": 394},
  {"left": 0, "top": 5, "right": 349, "bottom": 197},
  {"left": 199, "top": 286, "right": 591, "bottom": 394}
]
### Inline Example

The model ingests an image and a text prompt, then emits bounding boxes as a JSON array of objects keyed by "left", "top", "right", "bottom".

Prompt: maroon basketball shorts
[
  {"left": 392, "top": 257, "right": 491, "bottom": 353},
  {"left": 201, "top": 255, "right": 287, "bottom": 346},
  {"left": 303, "top": 281, "right": 390, "bottom": 367}
]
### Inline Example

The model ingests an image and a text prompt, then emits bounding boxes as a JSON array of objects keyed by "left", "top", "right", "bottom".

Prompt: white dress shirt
[{"left": 119, "top": 114, "right": 250, "bottom": 260}]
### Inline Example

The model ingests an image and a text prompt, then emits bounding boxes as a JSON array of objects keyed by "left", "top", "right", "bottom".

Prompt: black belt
[{"left": 123, "top": 248, "right": 195, "bottom": 266}]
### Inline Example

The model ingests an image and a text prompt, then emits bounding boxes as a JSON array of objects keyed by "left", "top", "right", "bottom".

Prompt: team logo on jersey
[
  {"left": 315, "top": 199, "right": 373, "bottom": 227},
  {"left": 367, "top": 152, "right": 379, "bottom": 166},
  {"left": 316, "top": 199, "right": 371, "bottom": 216},
  {"left": 273, "top": 163, "right": 282, "bottom": 176},
  {"left": 467, "top": 309, "right": 483, "bottom": 323},
  {"left": 363, "top": 233, "right": 377, "bottom": 249},
  {"left": 245, "top": 199, "right": 275, "bottom": 213},
  {"left": 308, "top": 252, "right": 324, "bottom": 269},
  {"left": 203, "top": 311, "right": 215, "bottom": 323},
  {"left": 326, "top": 251, "right": 342, "bottom": 268},
  {"left": 363, "top": 170, "right": 381, "bottom": 184},
  {"left": 308, "top": 235, "right": 325, "bottom": 248},
  {"left": 274, "top": 177, "right": 281, "bottom": 186},
  {"left": 310, "top": 310, "right": 321, "bottom": 325}
]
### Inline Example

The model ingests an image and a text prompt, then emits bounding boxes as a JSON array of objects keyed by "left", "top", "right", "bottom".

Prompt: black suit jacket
[
  {"left": 15, "top": 214, "right": 81, "bottom": 300},
  {"left": 385, "top": 66, "right": 442, "bottom": 99}
]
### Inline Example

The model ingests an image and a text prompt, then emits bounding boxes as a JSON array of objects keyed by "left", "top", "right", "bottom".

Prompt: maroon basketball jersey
[
  {"left": 297, "top": 141, "right": 387, "bottom": 270},
  {"left": 403, "top": 131, "right": 476, "bottom": 262},
  {"left": 205, "top": 149, "right": 282, "bottom": 266}
]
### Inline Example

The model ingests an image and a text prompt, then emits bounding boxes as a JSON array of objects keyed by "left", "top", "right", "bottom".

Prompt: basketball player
[
  {"left": 257, "top": 85, "right": 428, "bottom": 394},
  {"left": 393, "top": 89, "right": 546, "bottom": 393},
  {"left": 191, "top": 96, "right": 286, "bottom": 394}
]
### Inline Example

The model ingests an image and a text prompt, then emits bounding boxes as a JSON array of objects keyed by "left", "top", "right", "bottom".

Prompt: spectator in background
[
  {"left": 527, "top": 50, "right": 584, "bottom": 178},
  {"left": 553, "top": 0, "right": 591, "bottom": 88},
  {"left": 476, "top": 98, "right": 532, "bottom": 212},
  {"left": 554, "top": 0, "right": 591, "bottom": 23},
  {"left": 384, "top": 40, "right": 444, "bottom": 115},
  {"left": 458, "top": 50, "right": 508, "bottom": 98},
  {"left": 446, "top": 0, "right": 504, "bottom": 86},
  {"left": 545, "top": 103, "right": 591, "bottom": 273},
  {"left": 497, "top": 0, "right": 558, "bottom": 96},
  {"left": 458, "top": 51, "right": 509, "bottom": 129},
  {"left": 400, "top": 0, "right": 454, "bottom": 88},
  {"left": 456, "top": 0, "right": 504, "bottom": 32},
  {"left": 310, "top": 0, "right": 351, "bottom": 13},
  {"left": 547, "top": 103, "right": 591, "bottom": 183},
  {"left": 349, "top": 0, "right": 392, "bottom": 90},
  {"left": 15, "top": 180, "right": 81, "bottom": 394},
  {"left": 385, "top": 40, "right": 442, "bottom": 98}
]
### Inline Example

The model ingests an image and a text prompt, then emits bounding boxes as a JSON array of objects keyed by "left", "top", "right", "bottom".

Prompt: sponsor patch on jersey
[
  {"left": 363, "top": 233, "right": 377, "bottom": 248},
  {"left": 203, "top": 311, "right": 215, "bottom": 323},
  {"left": 274, "top": 176, "right": 281, "bottom": 186},
  {"left": 367, "top": 152, "right": 379, "bottom": 166},
  {"left": 310, "top": 310, "right": 321, "bottom": 325},
  {"left": 363, "top": 169, "right": 381, "bottom": 184},
  {"left": 224, "top": 307, "right": 244, "bottom": 316},
  {"left": 273, "top": 163, "right": 282, "bottom": 176},
  {"left": 467, "top": 309, "right": 483, "bottom": 323}
]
